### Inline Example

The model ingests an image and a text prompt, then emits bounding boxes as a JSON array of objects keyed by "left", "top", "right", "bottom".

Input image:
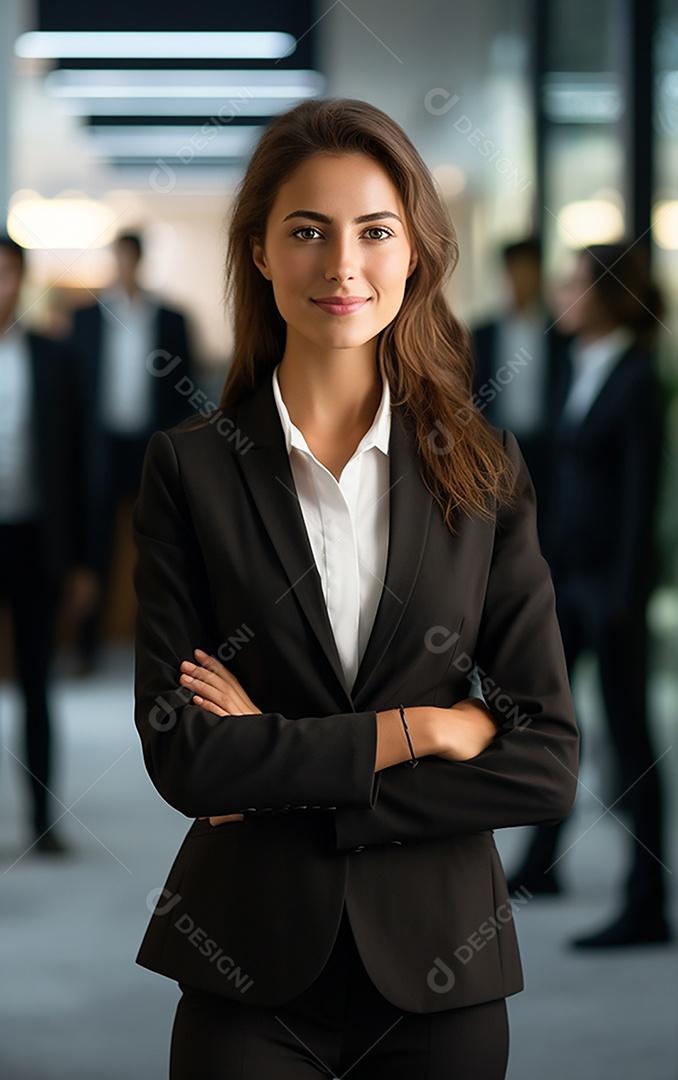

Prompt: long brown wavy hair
[{"left": 219, "top": 97, "right": 515, "bottom": 529}]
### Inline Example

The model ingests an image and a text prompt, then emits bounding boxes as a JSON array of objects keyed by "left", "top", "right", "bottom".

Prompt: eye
[
  {"left": 291, "top": 226, "right": 324, "bottom": 241},
  {"left": 363, "top": 226, "right": 394, "bottom": 240}
]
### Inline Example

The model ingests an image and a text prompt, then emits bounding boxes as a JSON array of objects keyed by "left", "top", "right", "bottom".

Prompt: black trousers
[
  {"left": 520, "top": 575, "right": 666, "bottom": 913},
  {"left": 170, "top": 906, "right": 509, "bottom": 1079},
  {"left": 0, "top": 522, "right": 59, "bottom": 833}
]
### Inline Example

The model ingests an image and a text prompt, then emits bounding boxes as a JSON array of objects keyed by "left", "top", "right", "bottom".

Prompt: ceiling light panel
[{"left": 15, "top": 30, "right": 296, "bottom": 60}]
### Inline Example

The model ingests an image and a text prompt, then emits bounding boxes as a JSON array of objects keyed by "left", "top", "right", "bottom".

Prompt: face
[
  {"left": 554, "top": 251, "right": 609, "bottom": 337},
  {"left": 114, "top": 241, "right": 141, "bottom": 288},
  {"left": 505, "top": 253, "right": 541, "bottom": 310},
  {"left": 0, "top": 247, "right": 24, "bottom": 326},
  {"left": 251, "top": 153, "right": 418, "bottom": 357}
]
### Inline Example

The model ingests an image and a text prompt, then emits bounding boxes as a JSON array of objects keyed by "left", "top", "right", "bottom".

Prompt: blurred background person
[
  {"left": 0, "top": 234, "right": 96, "bottom": 854},
  {"left": 507, "top": 242, "right": 671, "bottom": 949},
  {"left": 471, "top": 237, "right": 563, "bottom": 520},
  {"left": 67, "top": 232, "right": 196, "bottom": 672}
]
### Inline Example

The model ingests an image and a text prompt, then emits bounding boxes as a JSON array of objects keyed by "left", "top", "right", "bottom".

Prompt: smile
[{"left": 310, "top": 297, "right": 370, "bottom": 315}]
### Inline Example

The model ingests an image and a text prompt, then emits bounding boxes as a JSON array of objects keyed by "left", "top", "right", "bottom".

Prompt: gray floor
[{"left": 1, "top": 645, "right": 677, "bottom": 1080}]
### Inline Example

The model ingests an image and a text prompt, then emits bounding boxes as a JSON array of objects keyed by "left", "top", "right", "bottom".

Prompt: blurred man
[
  {"left": 68, "top": 232, "right": 195, "bottom": 669},
  {"left": 0, "top": 235, "right": 96, "bottom": 853},
  {"left": 472, "top": 238, "right": 564, "bottom": 520}
]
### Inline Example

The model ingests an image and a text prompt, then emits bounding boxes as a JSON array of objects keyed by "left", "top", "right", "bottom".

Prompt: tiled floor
[{"left": 0, "top": 644, "right": 676, "bottom": 1079}]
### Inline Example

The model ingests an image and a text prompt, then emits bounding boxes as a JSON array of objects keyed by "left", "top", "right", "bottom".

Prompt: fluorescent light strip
[
  {"left": 55, "top": 97, "right": 317, "bottom": 117},
  {"left": 15, "top": 30, "right": 296, "bottom": 60},
  {"left": 43, "top": 69, "right": 325, "bottom": 110},
  {"left": 50, "top": 87, "right": 318, "bottom": 99},
  {"left": 85, "top": 125, "right": 260, "bottom": 159},
  {"left": 45, "top": 69, "right": 323, "bottom": 93}
]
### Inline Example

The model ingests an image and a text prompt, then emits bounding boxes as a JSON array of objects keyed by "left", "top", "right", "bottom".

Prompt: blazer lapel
[
  {"left": 234, "top": 375, "right": 433, "bottom": 709},
  {"left": 351, "top": 405, "right": 433, "bottom": 706},
  {"left": 235, "top": 378, "right": 352, "bottom": 703}
]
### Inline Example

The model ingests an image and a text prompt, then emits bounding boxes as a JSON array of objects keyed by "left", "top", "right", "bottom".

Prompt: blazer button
[
  {"left": 240, "top": 808, "right": 257, "bottom": 814},
  {"left": 291, "top": 805, "right": 308, "bottom": 810},
  {"left": 353, "top": 845, "right": 365, "bottom": 853},
  {"left": 326, "top": 806, "right": 337, "bottom": 811},
  {"left": 390, "top": 840, "right": 403, "bottom": 845}
]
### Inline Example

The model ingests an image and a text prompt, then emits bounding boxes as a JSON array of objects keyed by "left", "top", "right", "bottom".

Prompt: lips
[{"left": 311, "top": 296, "right": 370, "bottom": 315}]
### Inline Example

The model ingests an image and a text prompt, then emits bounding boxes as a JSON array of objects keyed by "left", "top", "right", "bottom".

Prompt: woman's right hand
[{"left": 433, "top": 699, "right": 501, "bottom": 761}]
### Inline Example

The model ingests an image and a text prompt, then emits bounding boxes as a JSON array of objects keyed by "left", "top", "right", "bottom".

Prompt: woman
[
  {"left": 133, "top": 99, "right": 579, "bottom": 1079},
  {"left": 508, "top": 243, "right": 670, "bottom": 948}
]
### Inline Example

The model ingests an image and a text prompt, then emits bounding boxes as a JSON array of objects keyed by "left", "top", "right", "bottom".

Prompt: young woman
[
  {"left": 133, "top": 98, "right": 579, "bottom": 1079},
  {"left": 508, "top": 243, "right": 670, "bottom": 948}
]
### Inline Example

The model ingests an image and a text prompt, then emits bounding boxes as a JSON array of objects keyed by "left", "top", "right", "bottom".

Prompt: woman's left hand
[
  {"left": 180, "top": 648, "right": 262, "bottom": 828},
  {"left": 179, "top": 648, "right": 262, "bottom": 717}
]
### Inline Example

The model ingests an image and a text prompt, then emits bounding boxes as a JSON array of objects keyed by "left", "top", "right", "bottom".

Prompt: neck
[
  {"left": 577, "top": 321, "right": 619, "bottom": 346},
  {"left": 276, "top": 334, "right": 382, "bottom": 434},
  {"left": 0, "top": 311, "right": 17, "bottom": 335},
  {"left": 513, "top": 297, "right": 540, "bottom": 316}
]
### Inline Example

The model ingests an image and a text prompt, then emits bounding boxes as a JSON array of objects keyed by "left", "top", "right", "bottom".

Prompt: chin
[{"left": 308, "top": 330, "right": 377, "bottom": 351}]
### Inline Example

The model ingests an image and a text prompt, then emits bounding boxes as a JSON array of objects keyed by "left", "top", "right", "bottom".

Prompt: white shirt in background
[
  {"left": 562, "top": 327, "right": 635, "bottom": 424},
  {"left": 98, "top": 288, "right": 157, "bottom": 436},
  {"left": 0, "top": 325, "right": 39, "bottom": 522},
  {"left": 492, "top": 308, "right": 548, "bottom": 437},
  {"left": 271, "top": 363, "right": 391, "bottom": 691}
]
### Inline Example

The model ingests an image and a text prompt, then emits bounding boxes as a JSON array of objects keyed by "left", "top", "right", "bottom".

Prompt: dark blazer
[
  {"left": 542, "top": 344, "right": 665, "bottom": 619},
  {"left": 67, "top": 300, "right": 196, "bottom": 571},
  {"left": 22, "top": 332, "right": 90, "bottom": 581},
  {"left": 132, "top": 376, "right": 579, "bottom": 1013},
  {"left": 68, "top": 300, "right": 195, "bottom": 437}
]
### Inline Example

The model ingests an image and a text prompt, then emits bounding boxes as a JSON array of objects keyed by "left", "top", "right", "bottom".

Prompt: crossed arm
[
  {"left": 179, "top": 648, "right": 500, "bottom": 825},
  {"left": 134, "top": 429, "right": 578, "bottom": 844}
]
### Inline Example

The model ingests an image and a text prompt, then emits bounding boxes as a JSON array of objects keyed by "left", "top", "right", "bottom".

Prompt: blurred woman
[{"left": 508, "top": 243, "right": 670, "bottom": 948}]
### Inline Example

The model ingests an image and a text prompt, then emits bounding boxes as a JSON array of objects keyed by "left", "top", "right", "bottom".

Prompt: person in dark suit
[
  {"left": 67, "top": 232, "right": 195, "bottom": 668},
  {"left": 133, "top": 100, "right": 579, "bottom": 1079},
  {"left": 471, "top": 238, "right": 563, "bottom": 521},
  {"left": 507, "top": 242, "right": 671, "bottom": 949},
  {"left": 0, "top": 235, "right": 96, "bottom": 853}
]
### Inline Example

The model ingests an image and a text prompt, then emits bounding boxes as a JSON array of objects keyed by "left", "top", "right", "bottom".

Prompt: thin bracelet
[{"left": 398, "top": 704, "right": 419, "bottom": 768}]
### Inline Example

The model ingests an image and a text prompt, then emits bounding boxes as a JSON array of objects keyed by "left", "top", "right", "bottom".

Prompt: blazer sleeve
[
  {"left": 133, "top": 430, "right": 380, "bottom": 819},
  {"left": 333, "top": 431, "right": 580, "bottom": 850}
]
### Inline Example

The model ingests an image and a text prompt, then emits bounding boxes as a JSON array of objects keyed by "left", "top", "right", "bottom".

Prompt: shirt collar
[
  {"left": 571, "top": 327, "right": 634, "bottom": 376},
  {"left": 271, "top": 362, "right": 391, "bottom": 458},
  {"left": 101, "top": 286, "right": 156, "bottom": 314}
]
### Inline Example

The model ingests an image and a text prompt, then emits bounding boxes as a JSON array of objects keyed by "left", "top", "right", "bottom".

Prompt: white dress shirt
[
  {"left": 98, "top": 287, "right": 157, "bottom": 435},
  {"left": 562, "top": 327, "right": 635, "bottom": 424},
  {"left": 0, "top": 325, "right": 39, "bottom": 522},
  {"left": 493, "top": 307, "right": 548, "bottom": 437},
  {"left": 271, "top": 363, "right": 391, "bottom": 691}
]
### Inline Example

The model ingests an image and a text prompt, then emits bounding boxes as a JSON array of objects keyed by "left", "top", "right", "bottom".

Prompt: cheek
[
  {"left": 268, "top": 249, "right": 317, "bottom": 293},
  {"left": 370, "top": 247, "right": 413, "bottom": 291}
]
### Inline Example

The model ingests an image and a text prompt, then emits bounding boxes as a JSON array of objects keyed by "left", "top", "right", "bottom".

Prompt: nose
[{"left": 323, "top": 234, "right": 358, "bottom": 284}]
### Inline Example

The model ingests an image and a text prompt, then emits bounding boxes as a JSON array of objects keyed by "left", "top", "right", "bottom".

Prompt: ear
[
  {"left": 250, "top": 237, "right": 272, "bottom": 280},
  {"left": 406, "top": 247, "right": 419, "bottom": 278}
]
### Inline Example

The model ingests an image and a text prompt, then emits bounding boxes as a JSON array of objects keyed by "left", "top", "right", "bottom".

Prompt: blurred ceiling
[{"left": 17, "top": 0, "right": 323, "bottom": 167}]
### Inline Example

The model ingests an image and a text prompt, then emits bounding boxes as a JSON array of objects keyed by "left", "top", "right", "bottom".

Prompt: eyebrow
[{"left": 281, "top": 210, "right": 402, "bottom": 224}]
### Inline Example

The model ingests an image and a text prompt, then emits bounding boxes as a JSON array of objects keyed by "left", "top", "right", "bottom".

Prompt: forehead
[{"left": 270, "top": 153, "right": 404, "bottom": 216}]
